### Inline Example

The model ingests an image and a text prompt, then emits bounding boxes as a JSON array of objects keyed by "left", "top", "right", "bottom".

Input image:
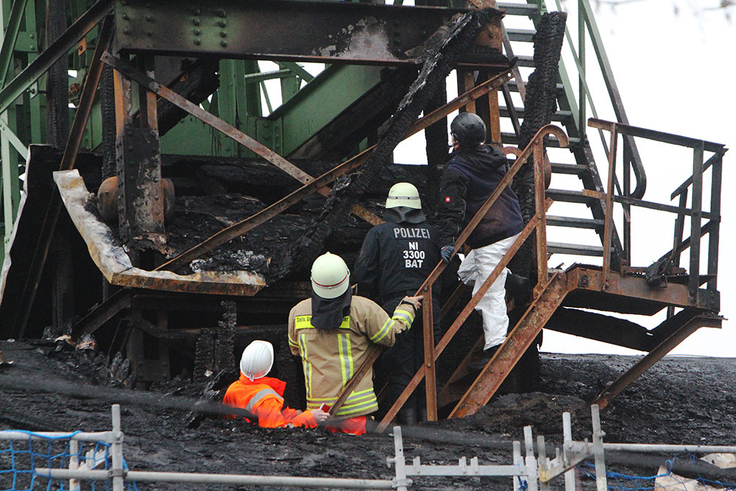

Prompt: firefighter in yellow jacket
[{"left": 288, "top": 252, "right": 422, "bottom": 435}]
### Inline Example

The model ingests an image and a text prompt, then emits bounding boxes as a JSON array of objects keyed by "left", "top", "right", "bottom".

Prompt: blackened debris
[{"left": 274, "top": 9, "right": 504, "bottom": 283}]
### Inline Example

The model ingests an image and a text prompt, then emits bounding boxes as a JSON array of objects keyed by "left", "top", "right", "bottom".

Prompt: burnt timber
[{"left": 0, "top": 0, "right": 728, "bottom": 423}]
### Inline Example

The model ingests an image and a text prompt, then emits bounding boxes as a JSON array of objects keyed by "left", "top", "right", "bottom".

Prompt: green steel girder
[
  {"left": 114, "top": 0, "right": 502, "bottom": 66},
  {"left": 271, "top": 64, "right": 385, "bottom": 156},
  {"left": 0, "top": 0, "right": 31, "bottom": 85},
  {"left": 0, "top": 0, "right": 113, "bottom": 115}
]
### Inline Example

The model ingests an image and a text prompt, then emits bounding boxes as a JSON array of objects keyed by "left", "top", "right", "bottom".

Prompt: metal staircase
[
  {"left": 498, "top": 0, "right": 637, "bottom": 267},
  {"left": 370, "top": 0, "right": 727, "bottom": 423}
]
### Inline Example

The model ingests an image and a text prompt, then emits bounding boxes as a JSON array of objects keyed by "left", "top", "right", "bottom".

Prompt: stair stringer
[{"left": 449, "top": 271, "right": 570, "bottom": 418}]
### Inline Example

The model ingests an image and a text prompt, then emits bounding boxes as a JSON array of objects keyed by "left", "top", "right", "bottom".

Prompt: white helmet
[
  {"left": 239, "top": 340, "right": 274, "bottom": 381},
  {"left": 311, "top": 252, "right": 350, "bottom": 299},
  {"left": 386, "top": 182, "right": 422, "bottom": 210}
]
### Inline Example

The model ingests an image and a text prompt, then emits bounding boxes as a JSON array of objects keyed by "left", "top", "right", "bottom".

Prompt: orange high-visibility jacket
[{"left": 223, "top": 375, "right": 317, "bottom": 429}]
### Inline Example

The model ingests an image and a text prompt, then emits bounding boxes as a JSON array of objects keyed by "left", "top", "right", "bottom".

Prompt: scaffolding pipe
[
  {"left": 0, "top": 431, "right": 113, "bottom": 441},
  {"left": 569, "top": 442, "right": 736, "bottom": 455},
  {"left": 35, "top": 469, "right": 397, "bottom": 489}
]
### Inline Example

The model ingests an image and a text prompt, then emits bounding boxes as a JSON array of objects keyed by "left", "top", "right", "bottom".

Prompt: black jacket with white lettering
[
  {"left": 354, "top": 220, "right": 441, "bottom": 304},
  {"left": 439, "top": 144, "right": 524, "bottom": 249}
]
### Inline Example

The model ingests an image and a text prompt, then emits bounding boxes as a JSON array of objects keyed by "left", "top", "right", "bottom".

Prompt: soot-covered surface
[{"left": 2, "top": 339, "right": 736, "bottom": 490}]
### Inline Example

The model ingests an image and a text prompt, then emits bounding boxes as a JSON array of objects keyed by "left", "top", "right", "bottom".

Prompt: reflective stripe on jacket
[
  {"left": 288, "top": 296, "right": 416, "bottom": 418},
  {"left": 222, "top": 375, "right": 317, "bottom": 428}
]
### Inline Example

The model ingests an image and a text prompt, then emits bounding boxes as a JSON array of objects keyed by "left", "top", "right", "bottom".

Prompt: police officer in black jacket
[
  {"left": 439, "top": 112, "right": 524, "bottom": 372},
  {"left": 354, "top": 182, "right": 441, "bottom": 424}
]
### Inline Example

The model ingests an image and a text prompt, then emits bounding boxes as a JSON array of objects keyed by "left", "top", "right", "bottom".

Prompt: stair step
[
  {"left": 500, "top": 107, "right": 573, "bottom": 123},
  {"left": 545, "top": 189, "right": 594, "bottom": 203},
  {"left": 514, "top": 55, "right": 535, "bottom": 68},
  {"left": 497, "top": 2, "right": 540, "bottom": 16},
  {"left": 548, "top": 242, "right": 604, "bottom": 256},
  {"left": 546, "top": 216, "right": 605, "bottom": 230},
  {"left": 506, "top": 80, "right": 564, "bottom": 93},
  {"left": 506, "top": 28, "right": 536, "bottom": 43},
  {"left": 550, "top": 163, "right": 587, "bottom": 175},
  {"left": 501, "top": 133, "right": 579, "bottom": 147}
]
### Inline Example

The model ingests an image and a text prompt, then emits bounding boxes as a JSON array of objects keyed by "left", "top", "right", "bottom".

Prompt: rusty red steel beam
[
  {"left": 449, "top": 272, "right": 569, "bottom": 418},
  {"left": 326, "top": 346, "right": 383, "bottom": 425},
  {"left": 152, "top": 69, "right": 514, "bottom": 273},
  {"left": 155, "top": 151, "right": 371, "bottom": 272},
  {"left": 593, "top": 311, "right": 722, "bottom": 410},
  {"left": 567, "top": 267, "right": 707, "bottom": 310},
  {"left": 422, "top": 286, "right": 438, "bottom": 421}
]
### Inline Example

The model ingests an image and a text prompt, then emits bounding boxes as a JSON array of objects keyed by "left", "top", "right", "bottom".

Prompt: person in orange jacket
[{"left": 223, "top": 340, "right": 329, "bottom": 428}]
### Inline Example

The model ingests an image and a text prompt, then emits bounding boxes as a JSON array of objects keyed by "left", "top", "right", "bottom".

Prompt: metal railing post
[
  {"left": 69, "top": 439, "right": 80, "bottom": 491},
  {"left": 513, "top": 441, "right": 523, "bottom": 491},
  {"left": 422, "top": 286, "right": 437, "bottom": 421},
  {"left": 538, "top": 435, "right": 550, "bottom": 491},
  {"left": 110, "top": 404, "right": 125, "bottom": 491},
  {"left": 577, "top": 0, "right": 586, "bottom": 138},
  {"left": 390, "top": 427, "right": 410, "bottom": 491},
  {"left": 707, "top": 153, "right": 722, "bottom": 292},
  {"left": 524, "top": 426, "right": 539, "bottom": 491},
  {"left": 602, "top": 124, "right": 618, "bottom": 282},
  {"left": 591, "top": 405, "right": 607, "bottom": 491},
  {"left": 562, "top": 412, "right": 577, "bottom": 491},
  {"left": 688, "top": 141, "right": 704, "bottom": 298}
]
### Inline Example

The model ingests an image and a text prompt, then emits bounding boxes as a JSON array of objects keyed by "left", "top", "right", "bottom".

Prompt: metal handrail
[
  {"left": 375, "top": 125, "right": 569, "bottom": 431},
  {"left": 528, "top": 0, "right": 647, "bottom": 200},
  {"left": 588, "top": 118, "right": 726, "bottom": 298}
]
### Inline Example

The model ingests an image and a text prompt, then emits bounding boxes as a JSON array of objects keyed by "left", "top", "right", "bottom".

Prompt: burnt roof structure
[{"left": 0, "top": 0, "right": 727, "bottom": 423}]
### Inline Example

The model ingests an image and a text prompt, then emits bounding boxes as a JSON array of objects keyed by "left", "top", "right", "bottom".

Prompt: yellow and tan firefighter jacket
[{"left": 288, "top": 295, "right": 417, "bottom": 418}]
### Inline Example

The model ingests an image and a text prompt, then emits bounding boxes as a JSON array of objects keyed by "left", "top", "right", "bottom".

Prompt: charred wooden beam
[
  {"left": 72, "top": 290, "right": 132, "bottom": 339},
  {"left": 510, "top": 11, "right": 568, "bottom": 283},
  {"left": 116, "top": 127, "right": 166, "bottom": 249}
]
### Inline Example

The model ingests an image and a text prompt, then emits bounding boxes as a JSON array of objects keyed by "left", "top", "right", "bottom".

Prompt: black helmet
[{"left": 451, "top": 112, "right": 486, "bottom": 147}]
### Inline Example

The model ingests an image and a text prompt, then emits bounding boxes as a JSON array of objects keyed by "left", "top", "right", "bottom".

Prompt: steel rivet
[
  {"left": 193, "top": 18, "right": 200, "bottom": 25},
  {"left": 146, "top": 14, "right": 152, "bottom": 21},
  {"left": 122, "top": 28, "right": 130, "bottom": 34},
  {"left": 221, "top": 40, "right": 227, "bottom": 47},
  {"left": 220, "top": 31, "right": 227, "bottom": 38},
  {"left": 194, "top": 39, "right": 201, "bottom": 45},
  {"left": 218, "top": 20, "right": 226, "bottom": 27},
  {"left": 123, "top": 13, "right": 130, "bottom": 20},
  {"left": 194, "top": 29, "right": 201, "bottom": 35}
]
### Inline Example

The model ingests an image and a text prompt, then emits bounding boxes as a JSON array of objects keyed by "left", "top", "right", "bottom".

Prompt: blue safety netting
[
  {"left": 581, "top": 461, "right": 736, "bottom": 491},
  {"left": 0, "top": 431, "right": 137, "bottom": 491}
]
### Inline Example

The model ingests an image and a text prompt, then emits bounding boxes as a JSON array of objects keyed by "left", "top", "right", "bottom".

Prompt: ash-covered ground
[{"left": 3, "top": 338, "right": 736, "bottom": 490}]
